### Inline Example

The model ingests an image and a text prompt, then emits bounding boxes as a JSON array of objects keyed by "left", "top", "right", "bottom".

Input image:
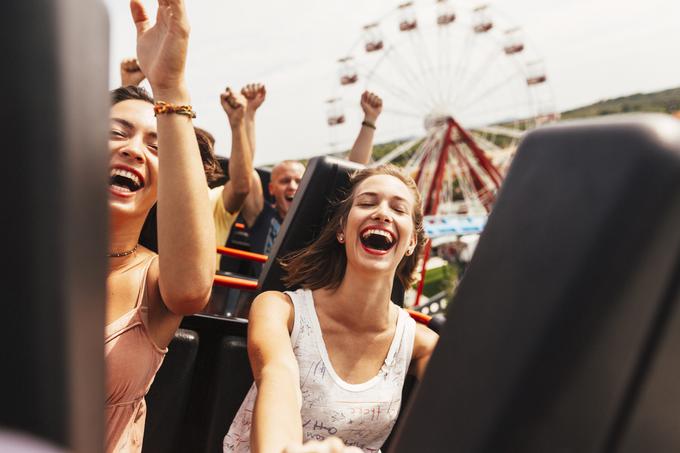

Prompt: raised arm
[
  {"left": 248, "top": 291, "right": 302, "bottom": 453},
  {"left": 347, "top": 91, "right": 383, "bottom": 165},
  {"left": 219, "top": 87, "right": 253, "bottom": 213},
  {"left": 131, "top": 0, "right": 214, "bottom": 318},
  {"left": 240, "top": 83, "right": 267, "bottom": 226},
  {"left": 120, "top": 57, "right": 146, "bottom": 87}
]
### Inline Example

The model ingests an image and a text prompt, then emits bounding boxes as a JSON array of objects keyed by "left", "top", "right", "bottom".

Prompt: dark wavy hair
[
  {"left": 111, "top": 85, "right": 154, "bottom": 106},
  {"left": 194, "top": 126, "right": 225, "bottom": 185},
  {"left": 281, "top": 164, "right": 426, "bottom": 290},
  {"left": 110, "top": 86, "right": 224, "bottom": 185}
]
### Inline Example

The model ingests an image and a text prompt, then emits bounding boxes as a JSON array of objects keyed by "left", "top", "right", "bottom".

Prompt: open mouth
[
  {"left": 284, "top": 195, "right": 295, "bottom": 202},
  {"left": 110, "top": 168, "right": 144, "bottom": 193},
  {"left": 360, "top": 228, "right": 396, "bottom": 252}
]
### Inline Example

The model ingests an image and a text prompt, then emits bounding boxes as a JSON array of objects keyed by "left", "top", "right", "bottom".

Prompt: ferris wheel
[
  {"left": 327, "top": 1, "right": 559, "bottom": 306},
  {"left": 326, "top": 0, "right": 558, "bottom": 201}
]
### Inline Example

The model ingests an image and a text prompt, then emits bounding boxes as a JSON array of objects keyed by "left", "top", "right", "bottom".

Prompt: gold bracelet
[
  {"left": 153, "top": 101, "right": 197, "bottom": 118},
  {"left": 361, "top": 120, "right": 376, "bottom": 130}
]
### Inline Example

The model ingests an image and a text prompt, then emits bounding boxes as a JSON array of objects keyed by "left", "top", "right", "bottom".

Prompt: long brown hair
[
  {"left": 281, "top": 164, "right": 426, "bottom": 290},
  {"left": 194, "top": 127, "right": 225, "bottom": 185}
]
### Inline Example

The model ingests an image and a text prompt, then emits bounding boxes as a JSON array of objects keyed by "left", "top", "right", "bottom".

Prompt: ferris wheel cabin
[
  {"left": 526, "top": 60, "right": 548, "bottom": 85},
  {"left": 503, "top": 27, "right": 525, "bottom": 55},
  {"left": 325, "top": 98, "right": 345, "bottom": 126},
  {"left": 473, "top": 5, "right": 493, "bottom": 33},
  {"left": 362, "top": 23, "right": 384, "bottom": 53},
  {"left": 398, "top": 2, "right": 418, "bottom": 32},
  {"left": 436, "top": 0, "right": 456, "bottom": 26},
  {"left": 337, "top": 57, "right": 358, "bottom": 86}
]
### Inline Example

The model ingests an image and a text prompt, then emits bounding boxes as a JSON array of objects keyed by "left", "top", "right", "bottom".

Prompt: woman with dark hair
[
  {"left": 224, "top": 165, "right": 438, "bottom": 453},
  {"left": 105, "top": 0, "right": 214, "bottom": 451}
]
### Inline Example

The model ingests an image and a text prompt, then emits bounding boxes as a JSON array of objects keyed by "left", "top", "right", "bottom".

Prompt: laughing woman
[
  {"left": 105, "top": 0, "right": 214, "bottom": 451},
  {"left": 224, "top": 165, "right": 438, "bottom": 453}
]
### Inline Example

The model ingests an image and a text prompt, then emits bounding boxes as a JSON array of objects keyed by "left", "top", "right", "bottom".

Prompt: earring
[
  {"left": 337, "top": 234, "right": 344, "bottom": 243},
  {"left": 406, "top": 246, "right": 414, "bottom": 256}
]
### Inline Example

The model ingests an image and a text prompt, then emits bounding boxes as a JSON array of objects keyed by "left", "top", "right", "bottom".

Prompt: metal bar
[
  {"left": 213, "top": 274, "right": 258, "bottom": 291},
  {"left": 216, "top": 246, "right": 268, "bottom": 263}
]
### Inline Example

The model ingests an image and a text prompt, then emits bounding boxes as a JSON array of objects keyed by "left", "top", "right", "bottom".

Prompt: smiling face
[
  {"left": 269, "top": 161, "right": 305, "bottom": 218},
  {"left": 108, "top": 99, "right": 159, "bottom": 220},
  {"left": 341, "top": 174, "right": 417, "bottom": 277}
]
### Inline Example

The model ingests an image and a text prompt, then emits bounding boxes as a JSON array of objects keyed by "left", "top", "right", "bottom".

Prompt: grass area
[
  {"left": 420, "top": 263, "right": 457, "bottom": 298},
  {"left": 561, "top": 86, "right": 680, "bottom": 120}
]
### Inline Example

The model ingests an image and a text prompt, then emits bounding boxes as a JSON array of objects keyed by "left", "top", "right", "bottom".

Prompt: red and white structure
[{"left": 326, "top": 1, "right": 559, "bottom": 305}]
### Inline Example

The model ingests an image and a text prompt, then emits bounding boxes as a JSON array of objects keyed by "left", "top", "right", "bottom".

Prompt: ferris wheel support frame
[{"left": 413, "top": 117, "right": 504, "bottom": 306}]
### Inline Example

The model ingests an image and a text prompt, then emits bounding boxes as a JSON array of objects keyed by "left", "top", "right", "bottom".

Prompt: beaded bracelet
[
  {"left": 361, "top": 120, "right": 376, "bottom": 130},
  {"left": 154, "top": 101, "right": 197, "bottom": 119}
]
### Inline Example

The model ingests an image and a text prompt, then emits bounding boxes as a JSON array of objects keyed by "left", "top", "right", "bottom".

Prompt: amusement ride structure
[{"left": 326, "top": 0, "right": 559, "bottom": 308}]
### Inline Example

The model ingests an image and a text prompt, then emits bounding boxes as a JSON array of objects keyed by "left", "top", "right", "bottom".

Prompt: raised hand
[
  {"left": 120, "top": 57, "right": 146, "bottom": 86},
  {"left": 241, "top": 83, "right": 267, "bottom": 116},
  {"left": 360, "top": 91, "right": 383, "bottom": 123},
  {"left": 220, "top": 87, "right": 247, "bottom": 128},
  {"left": 130, "top": 0, "right": 190, "bottom": 94}
]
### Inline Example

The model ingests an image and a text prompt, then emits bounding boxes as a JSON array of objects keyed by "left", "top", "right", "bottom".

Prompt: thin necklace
[{"left": 108, "top": 244, "right": 138, "bottom": 258}]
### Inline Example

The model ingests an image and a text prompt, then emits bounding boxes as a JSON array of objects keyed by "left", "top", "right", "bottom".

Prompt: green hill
[
  {"left": 560, "top": 86, "right": 680, "bottom": 120},
  {"left": 331, "top": 86, "right": 680, "bottom": 163}
]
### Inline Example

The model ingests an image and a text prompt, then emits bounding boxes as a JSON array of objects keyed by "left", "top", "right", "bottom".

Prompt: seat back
[
  {"left": 258, "top": 155, "right": 363, "bottom": 292},
  {"left": 391, "top": 114, "right": 680, "bottom": 453},
  {"left": 143, "top": 329, "right": 200, "bottom": 453}
]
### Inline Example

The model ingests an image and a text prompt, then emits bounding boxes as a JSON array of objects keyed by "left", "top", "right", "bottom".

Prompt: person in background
[
  {"left": 119, "top": 59, "right": 255, "bottom": 268},
  {"left": 120, "top": 57, "right": 146, "bottom": 87}
]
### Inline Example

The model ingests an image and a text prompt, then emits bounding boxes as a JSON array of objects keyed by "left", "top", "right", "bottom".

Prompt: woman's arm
[
  {"left": 240, "top": 84, "right": 267, "bottom": 227},
  {"left": 219, "top": 88, "right": 253, "bottom": 213},
  {"left": 409, "top": 323, "right": 439, "bottom": 381},
  {"left": 347, "top": 91, "right": 382, "bottom": 165},
  {"left": 248, "top": 291, "right": 302, "bottom": 453},
  {"left": 131, "top": 0, "right": 214, "bottom": 320}
]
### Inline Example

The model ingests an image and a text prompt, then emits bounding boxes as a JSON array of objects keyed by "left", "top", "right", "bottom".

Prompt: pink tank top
[{"left": 105, "top": 255, "right": 167, "bottom": 453}]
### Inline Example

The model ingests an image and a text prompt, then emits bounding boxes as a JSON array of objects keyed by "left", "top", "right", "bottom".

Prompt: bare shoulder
[
  {"left": 412, "top": 322, "right": 439, "bottom": 361},
  {"left": 250, "top": 290, "right": 295, "bottom": 333},
  {"left": 251, "top": 290, "right": 294, "bottom": 313}
]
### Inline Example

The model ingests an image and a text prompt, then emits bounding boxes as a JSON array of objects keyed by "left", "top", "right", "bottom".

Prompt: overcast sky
[{"left": 106, "top": 0, "right": 680, "bottom": 165}]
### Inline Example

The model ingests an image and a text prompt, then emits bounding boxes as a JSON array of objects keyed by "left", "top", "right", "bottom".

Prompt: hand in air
[
  {"left": 220, "top": 87, "right": 247, "bottom": 128},
  {"left": 360, "top": 91, "right": 383, "bottom": 123},
  {"left": 130, "top": 0, "right": 190, "bottom": 92},
  {"left": 120, "top": 57, "right": 146, "bottom": 86},
  {"left": 241, "top": 83, "right": 267, "bottom": 116},
  {"left": 283, "top": 437, "right": 363, "bottom": 453}
]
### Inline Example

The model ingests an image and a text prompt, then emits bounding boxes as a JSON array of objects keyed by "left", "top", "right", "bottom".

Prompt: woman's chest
[{"left": 307, "top": 329, "right": 396, "bottom": 384}]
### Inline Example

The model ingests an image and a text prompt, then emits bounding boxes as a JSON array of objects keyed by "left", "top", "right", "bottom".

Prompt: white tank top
[{"left": 223, "top": 288, "right": 416, "bottom": 453}]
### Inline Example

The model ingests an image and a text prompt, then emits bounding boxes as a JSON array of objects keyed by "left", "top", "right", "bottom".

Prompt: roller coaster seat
[{"left": 391, "top": 114, "right": 680, "bottom": 453}]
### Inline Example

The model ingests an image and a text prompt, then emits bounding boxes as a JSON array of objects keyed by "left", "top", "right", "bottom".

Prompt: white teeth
[
  {"left": 361, "top": 229, "right": 394, "bottom": 243},
  {"left": 111, "top": 184, "right": 131, "bottom": 192},
  {"left": 110, "top": 168, "right": 141, "bottom": 187}
]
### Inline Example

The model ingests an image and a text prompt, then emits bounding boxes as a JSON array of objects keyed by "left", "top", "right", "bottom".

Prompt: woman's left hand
[{"left": 130, "top": 0, "right": 190, "bottom": 92}]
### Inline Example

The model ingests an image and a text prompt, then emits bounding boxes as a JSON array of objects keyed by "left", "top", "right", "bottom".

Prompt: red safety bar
[
  {"left": 406, "top": 309, "right": 432, "bottom": 325},
  {"left": 213, "top": 274, "right": 258, "bottom": 291},
  {"left": 216, "top": 246, "right": 268, "bottom": 263}
]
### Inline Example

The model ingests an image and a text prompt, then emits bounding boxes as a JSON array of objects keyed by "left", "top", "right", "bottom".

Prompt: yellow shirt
[{"left": 209, "top": 185, "right": 239, "bottom": 268}]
